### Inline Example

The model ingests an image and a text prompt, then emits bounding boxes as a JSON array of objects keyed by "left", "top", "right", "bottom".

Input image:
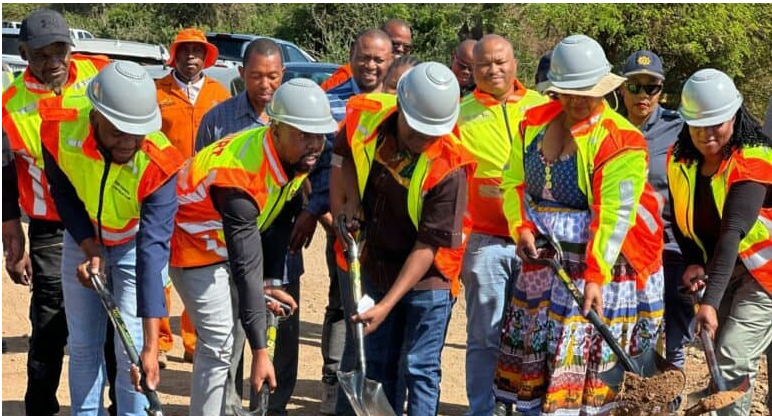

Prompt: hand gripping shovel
[
  {"left": 521, "top": 198, "right": 683, "bottom": 407},
  {"left": 683, "top": 279, "right": 750, "bottom": 416},
  {"left": 90, "top": 273, "right": 164, "bottom": 416},
  {"left": 335, "top": 215, "right": 397, "bottom": 416},
  {"left": 233, "top": 295, "right": 293, "bottom": 416}
]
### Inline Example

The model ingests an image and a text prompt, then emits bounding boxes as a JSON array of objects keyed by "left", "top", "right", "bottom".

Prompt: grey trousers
[
  {"left": 715, "top": 265, "right": 772, "bottom": 416},
  {"left": 170, "top": 263, "right": 234, "bottom": 416}
]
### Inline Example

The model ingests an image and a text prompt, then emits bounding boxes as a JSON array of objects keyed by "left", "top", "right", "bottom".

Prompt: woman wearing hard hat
[
  {"left": 669, "top": 68, "right": 772, "bottom": 416},
  {"left": 495, "top": 34, "right": 666, "bottom": 415}
]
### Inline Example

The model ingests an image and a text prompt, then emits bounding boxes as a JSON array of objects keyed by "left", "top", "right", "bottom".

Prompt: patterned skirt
[{"left": 494, "top": 204, "right": 665, "bottom": 416}]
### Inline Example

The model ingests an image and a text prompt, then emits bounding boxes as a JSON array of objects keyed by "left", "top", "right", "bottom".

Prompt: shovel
[
  {"left": 90, "top": 273, "right": 164, "bottom": 416},
  {"left": 683, "top": 280, "right": 750, "bottom": 415},
  {"left": 335, "top": 215, "right": 397, "bottom": 416},
  {"left": 521, "top": 198, "right": 683, "bottom": 401},
  {"left": 232, "top": 295, "right": 292, "bottom": 416}
]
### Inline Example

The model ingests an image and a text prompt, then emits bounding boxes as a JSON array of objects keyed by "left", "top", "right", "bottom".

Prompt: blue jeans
[
  {"left": 662, "top": 250, "right": 694, "bottom": 369},
  {"left": 361, "top": 275, "right": 453, "bottom": 416},
  {"left": 461, "top": 233, "right": 520, "bottom": 416},
  {"left": 61, "top": 232, "right": 148, "bottom": 416}
]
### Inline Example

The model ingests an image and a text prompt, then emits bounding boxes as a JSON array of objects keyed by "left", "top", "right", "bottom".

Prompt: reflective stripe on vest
[
  {"left": 668, "top": 146, "right": 772, "bottom": 293},
  {"left": 503, "top": 100, "right": 663, "bottom": 287},
  {"left": 171, "top": 126, "right": 307, "bottom": 268},
  {"left": 458, "top": 82, "right": 548, "bottom": 236},
  {"left": 345, "top": 93, "right": 475, "bottom": 296},
  {"left": 2, "top": 57, "right": 103, "bottom": 221},
  {"left": 40, "top": 95, "right": 183, "bottom": 246}
]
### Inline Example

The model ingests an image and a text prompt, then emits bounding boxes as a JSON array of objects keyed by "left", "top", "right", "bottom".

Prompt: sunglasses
[{"left": 625, "top": 83, "right": 663, "bottom": 96}]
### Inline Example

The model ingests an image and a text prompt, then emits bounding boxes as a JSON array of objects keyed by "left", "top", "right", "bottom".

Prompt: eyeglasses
[
  {"left": 392, "top": 41, "right": 413, "bottom": 54},
  {"left": 625, "top": 83, "right": 663, "bottom": 96}
]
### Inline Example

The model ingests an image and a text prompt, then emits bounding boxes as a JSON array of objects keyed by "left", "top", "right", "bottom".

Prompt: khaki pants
[{"left": 715, "top": 265, "right": 772, "bottom": 416}]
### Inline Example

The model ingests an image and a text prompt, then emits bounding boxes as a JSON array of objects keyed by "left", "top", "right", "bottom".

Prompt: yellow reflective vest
[
  {"left": 2, "top": 55, "right": 108, "bottom": 220},
  {"left": 501, "top": 100, "right": 664, "bottom": 287},
  {"left": 344, "top": 93, "right": 475, "bottom": 296},
  {"left": 39, "top": 95, "right": 184, "bottom": 245},
  {"left": 458, "top": 80, "right": 548, "bottom": 237},
  {"left": 667, "top": 145, "right": 772, "bottom": 294},
  {"left": 172, "top": 126, "right": 307, "bottom": 268}
]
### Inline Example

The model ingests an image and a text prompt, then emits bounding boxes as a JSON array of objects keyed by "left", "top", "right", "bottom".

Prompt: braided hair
[{"left": 672, "top": 105, "right": 772, "bottom": 163}]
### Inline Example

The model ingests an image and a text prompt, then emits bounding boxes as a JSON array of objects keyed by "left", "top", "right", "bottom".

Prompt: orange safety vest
[
  {"left": 340, "top": 93, "right": 475, "bottom": 297},
  {"left": 171, "top": 126, "right": 307, "bottom": 268},
  {"left": 321, "top": 63, "right": 352, "bottom": 92},
  {"left": 668, "top": 145, "right": 772, "bottom": 294},
  {"left": 2, "top": 54, "right": 109, "bottom": 221},
  {"left": 39, "top": 95, "right": 184, "bottom": 245},
  {"left": 155, "top": 72, "right": 230, "bottom": 158},
  {"left": 501, "top": 100, "right": 664, "bottom": 288}
]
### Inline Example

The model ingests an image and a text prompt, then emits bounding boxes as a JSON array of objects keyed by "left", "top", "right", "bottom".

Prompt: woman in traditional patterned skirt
[{"left": 494, "top": 34, "right": 666, "bottom": 416}]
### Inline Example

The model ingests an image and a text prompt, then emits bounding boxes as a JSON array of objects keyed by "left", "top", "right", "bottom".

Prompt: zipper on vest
[
  {"left": 501, "top": 103, "right": 514, "bottom": 144},
  {"left": 262, "top": 185, "right": 287, "bottom": 228},
  {"left": 96, "top": 162, "right": 110, "bottom": 244}
]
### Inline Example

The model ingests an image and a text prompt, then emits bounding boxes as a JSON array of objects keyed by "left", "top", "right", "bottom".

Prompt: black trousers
[{"left": 25, "top": 219, "right": 67, "bottom": 416}]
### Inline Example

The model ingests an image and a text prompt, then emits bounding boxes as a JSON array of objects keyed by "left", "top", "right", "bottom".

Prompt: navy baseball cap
[
  {"left": 19, "top": 9, "right": 74, "bottom": 50},
  {"left": 622, "top": 50, "right": 665, "bottom": 80},
  {"left": 535, "top": 50, "right": 552, "bottom": 93}
]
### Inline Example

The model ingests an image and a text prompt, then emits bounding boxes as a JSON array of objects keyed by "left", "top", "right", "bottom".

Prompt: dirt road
[{"left": 2, "top": 228, "right": 768, "bottom": 415}]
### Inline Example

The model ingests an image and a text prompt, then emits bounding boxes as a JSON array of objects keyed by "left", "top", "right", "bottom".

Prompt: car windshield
[
  {"left": 3, "top": 34, "right": 20, "bottom": 55},
  {"left": 282, "top": 67, "right": 336, "bottom": 85},
  {"left": 207, "top": 37, "right": 246, "bottom": 61}
]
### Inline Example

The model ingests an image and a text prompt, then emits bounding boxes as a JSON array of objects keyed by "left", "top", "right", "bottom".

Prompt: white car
[
  {"left": 206, "top": 33, "right": 316, "bottom": 68},
  {"left": 2, "top": 28, "right": 27, "bottom": 75}
]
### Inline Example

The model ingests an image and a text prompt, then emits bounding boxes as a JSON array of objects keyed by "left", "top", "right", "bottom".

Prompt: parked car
[
  {"left": 2, "top": 21, "right": 21, "bottom": 29},
  {"left": 2, "top": 28, "right": 27, "bottom": 75},
  {"left": 72, "top": 37, "right": 169, "bottom": 66},
  {"left": 69, "top": 28, "right": 95, "bottom": 40},
  {"left": 206, "top": 33, "right": 316, "bottom": 68},
  {"left": 283, "top": 62, "right": 339, "bottom": 85}
]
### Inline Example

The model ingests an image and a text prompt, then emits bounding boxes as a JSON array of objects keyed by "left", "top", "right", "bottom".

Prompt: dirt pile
[
  {"left": 684, "top": 390, "right": 746, "bottom": 416},
  {"left": 614, "top": 369, "right": 686, "bottom": 415}
]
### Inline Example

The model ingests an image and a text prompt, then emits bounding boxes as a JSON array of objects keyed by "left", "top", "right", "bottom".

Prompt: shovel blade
[
  {"left": 598, "top": 345, "right": 664, "bottom": 391},
  {"left": 337, "top": 370, "right": 397, "bottom": 416},
  {"left": 685, "top": 374, "right": 751, "bottom": 409}
]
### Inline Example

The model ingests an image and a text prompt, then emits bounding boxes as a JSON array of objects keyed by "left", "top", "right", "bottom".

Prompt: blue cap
[
  {"left": 622, "top": 50, "right": 665, "bottom": 80},
  {"left": 535, "top": 50, "right": 552, "bottom": 85}
]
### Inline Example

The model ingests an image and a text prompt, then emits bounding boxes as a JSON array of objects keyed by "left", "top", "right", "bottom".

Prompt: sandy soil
[{"left": 2, "top": 228, "right": 768, "bottom": 415}]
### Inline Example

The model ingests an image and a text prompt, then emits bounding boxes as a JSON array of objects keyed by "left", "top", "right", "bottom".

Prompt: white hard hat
[
  {"left": 545, "top": 34, "right": 626, "bottom": 98},
  {"left": 86, "top": 61, "right": 161, "bottom": 136},
  {"left": 266, "top": 78, "right": 338, "bottom": 134},
  {"left": 397, "top": 62, "right": 459, "bottom": 136},
  {"left": 679, "top": 68, "right": 742, "bottom": 127}
]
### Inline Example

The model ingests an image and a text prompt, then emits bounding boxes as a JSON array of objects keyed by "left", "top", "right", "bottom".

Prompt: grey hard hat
[
  {"left": 548, "top": 34, "right": 612, "bottom": 89},
  {"left": 397, "top": 62, "right": 460, "bottom": 136},
  {"left": 86, "top": 61, "right": 161, "bottom": 136},
  {"left": 679, "top": 68, "right": 742, "bottom": 127},
  {"left": 266, "top": 78, "right": 338, "bottom": 134}
]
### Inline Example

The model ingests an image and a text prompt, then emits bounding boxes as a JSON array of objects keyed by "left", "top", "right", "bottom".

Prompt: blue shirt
[
  {"left": 327, "top": 76, "right": 361, "bottom": 123},
  {"left": 195, "top": 90, "right": 266, "bottom": 152},
  {"left": 42, "top": 146, "right": 176, "bottom": 318},
  {"left": 638, "top": 105, "right": 684, "bottom": 253}
]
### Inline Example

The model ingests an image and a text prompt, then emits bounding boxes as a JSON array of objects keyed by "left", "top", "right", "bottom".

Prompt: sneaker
[
  {"left": 319, "top": 381, "right": 338, "bottom": 415},
  {"left": 183, "top": 350, "right": 194, "bottom": 364},
  {"left": 158, "top": 350, "right": 168, "bottom": 369}
]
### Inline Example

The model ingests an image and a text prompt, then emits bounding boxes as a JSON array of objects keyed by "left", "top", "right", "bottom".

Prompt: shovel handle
[
  {"left": 530, "top": 254, "right": 642, "bottom": 374},
  {"left": 687, "top": 282, "right": 729, "bottom": 392}
]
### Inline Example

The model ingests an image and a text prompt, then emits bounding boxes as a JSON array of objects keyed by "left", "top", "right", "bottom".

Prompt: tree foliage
[{"left": 3, "top": 3, "right": 770, "bottom": 117}]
